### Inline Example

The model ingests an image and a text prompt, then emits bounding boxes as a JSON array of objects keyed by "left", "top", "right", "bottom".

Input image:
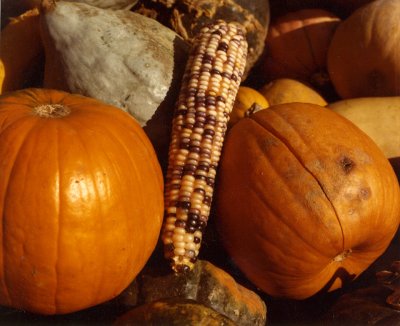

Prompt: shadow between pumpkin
[{"left": 142, "top": 36, "right": 189, "bottom": 176}]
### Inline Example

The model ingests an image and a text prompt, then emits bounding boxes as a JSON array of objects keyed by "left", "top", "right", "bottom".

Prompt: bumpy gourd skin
[
  {"left": 0, "top": 88, "right": 164, "bottom": 315},
  {"left": 216, "top": 102, "right": 400, "bottom": 299},
  {"left": 132, "top": 0, "right": 270, "bottom": 77}
]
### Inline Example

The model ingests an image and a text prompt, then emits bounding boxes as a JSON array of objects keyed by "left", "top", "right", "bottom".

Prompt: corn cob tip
[{"left": 162, "top": 20, "right": 248, "bottom": 273}]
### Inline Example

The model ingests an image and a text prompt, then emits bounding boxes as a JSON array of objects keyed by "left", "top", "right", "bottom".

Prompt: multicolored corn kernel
[{"left": 161, "top": 20, "right": 248, "bottom": 273}]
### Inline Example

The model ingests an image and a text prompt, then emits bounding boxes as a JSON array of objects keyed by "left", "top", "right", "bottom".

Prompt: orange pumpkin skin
[
  {"left": 260, "top": 9, "right": 340, "bottom": 88},
  {"left": 216, "top": 102, "right": 400, "bottom": 300},
  {"left": 327, "top": 0, "right": 400, "bottom": 98},
  {"left": 0, "top": 88, "right": 164, "bottom": 314}
]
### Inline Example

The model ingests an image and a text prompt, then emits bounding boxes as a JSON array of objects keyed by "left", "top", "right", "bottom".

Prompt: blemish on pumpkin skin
[
  {"left": 339, "top": 156, "right": 355, "bottom": 174},
  {"left": 260, "top": 137, "right": 279, "bottom": 152},
  {"left": 359, "top": 187, "right": 371, "bottom": 200}
]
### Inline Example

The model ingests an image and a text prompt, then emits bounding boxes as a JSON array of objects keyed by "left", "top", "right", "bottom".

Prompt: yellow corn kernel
[{"left": 162, "top": 20, "right": 248, "bottom": 273}]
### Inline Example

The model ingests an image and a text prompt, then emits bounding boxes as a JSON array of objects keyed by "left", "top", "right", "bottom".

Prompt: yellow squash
[
  {"left": 259, "top": 78, "right": 327, "bottom": 107},
  {"left": 328, "top": 97, "right": 400, "bottom": 159}
]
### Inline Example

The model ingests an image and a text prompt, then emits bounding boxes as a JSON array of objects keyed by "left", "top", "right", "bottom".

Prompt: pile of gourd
[{"left": 0, "top": 0, "right": 399, "bottom": 324}]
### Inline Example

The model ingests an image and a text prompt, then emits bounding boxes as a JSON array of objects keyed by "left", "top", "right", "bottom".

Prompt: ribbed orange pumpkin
[
  {"left": 216, "top": 102, "right": 400, "bottom": 300},
  {"left": 0, "top": 88, "right": 164, "bottom": 315}
]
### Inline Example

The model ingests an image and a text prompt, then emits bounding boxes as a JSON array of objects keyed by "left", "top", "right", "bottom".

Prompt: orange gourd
[
  {"left": 258, "top": 78, "right": 327, "bottom": 106},
  {"left": 229, "top": 86, "right": 269, "bottom": 128},
  {"left": 260, "top": 9, "right": 340, "bottom": 89},
  {"left": 0, "top": 88, "right": 164, "bottom": 315},
  {"left": 216, "top": 102, "right": 400, "bottom": 300}
]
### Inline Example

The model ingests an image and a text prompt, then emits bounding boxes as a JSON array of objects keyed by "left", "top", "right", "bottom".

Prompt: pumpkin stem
[
  {"left": 333, "top": 249, "right": 352, "bottom": 262},
  {"left": 33, "top": 104, "right": 71, "bottom": 118}
]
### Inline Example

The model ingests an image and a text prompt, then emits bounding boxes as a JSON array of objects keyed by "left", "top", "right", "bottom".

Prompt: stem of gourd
[{"left": 245, "top": 103, "right": 264, "bottom": 117}]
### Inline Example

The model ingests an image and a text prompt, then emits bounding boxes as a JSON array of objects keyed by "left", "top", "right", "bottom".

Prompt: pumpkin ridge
[
  {"left": 249, "top": 112, "right": 346, "bottom": 255},
  {"left": 65, "top": 116, "right": 130, "bottom": 297},
  {"left": 90, "top": 127, "right": 133, "bottom": 297},
  {"left": 61, "top": 118, "right": 108, "bottom": 308},
  {"left": 86, "top": 104, "right": 164, "bottom": 192},
  {"left": 89, "top": 118, "right": 162, "bottom": 281},
  {"left": 246, "top": 162, "right": 333, "bottom": 260},
  {"left": 0, "top": 115, "right": 42, "bottom": 307}
]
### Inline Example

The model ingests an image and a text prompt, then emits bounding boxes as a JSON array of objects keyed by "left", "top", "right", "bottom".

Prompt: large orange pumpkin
[
  {"left": 327, "top": 0, "right": 400, "bottom": 98},
  {"left": 0, "top": 88, "right": 164, "bottom": 314},
  {"left": 259, "top": 9, "right": 340, "bottom": 89},
  {"left": 216, "top": 102, "right": 400, "bottom": 300}
]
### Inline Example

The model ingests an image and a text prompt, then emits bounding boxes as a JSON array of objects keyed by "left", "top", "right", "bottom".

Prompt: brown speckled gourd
[
  {"left": 133, "top": 260, "right": 267, "bottom": 326},
  {"left": 114, "top": 298, "right": 237, "bottom": 326},
  {"left": 132, "top": 0, "right": 270, "bottom": 78}
]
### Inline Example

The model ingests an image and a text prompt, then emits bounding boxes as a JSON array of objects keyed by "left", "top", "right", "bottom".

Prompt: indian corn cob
[{"left": 161, "top": 20, "right": 248, "bottom": 273}]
